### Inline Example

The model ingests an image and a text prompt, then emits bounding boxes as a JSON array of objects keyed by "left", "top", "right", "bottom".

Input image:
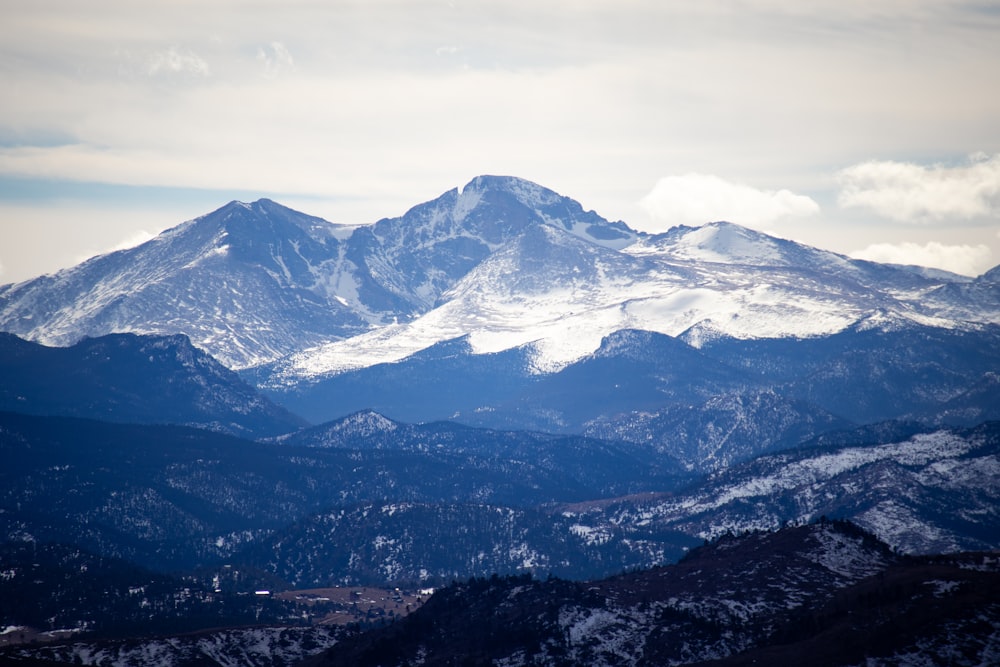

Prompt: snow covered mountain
[
  {"left": 259, "top": 207, "right": 998, "bottom": 386},
  {"left": 3, "top": 174, "right": 1000, "bottom": 665},
  {"left": 3, "top": 175, "right": 996, "bottom": 376},
  {"left": 0, "top": 176, "right": 635, "bottom": 369},
  {"left": 0, "top": 198, "right": 365, "bottom": 369},
  {"left": 4, "top": 174, "right": 998, "bottom": 461}
]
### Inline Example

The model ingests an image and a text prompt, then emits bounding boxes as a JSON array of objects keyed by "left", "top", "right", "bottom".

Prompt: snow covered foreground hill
[{"left": 1, "top": 175, "right": 998, "bottom": 377}]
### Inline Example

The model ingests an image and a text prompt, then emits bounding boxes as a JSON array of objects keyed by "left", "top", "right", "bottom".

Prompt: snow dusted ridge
[
  {"left": 4, "top": 625, "right": 348, "bottom": 667},
  {"left": 573, "top": 425, "right": 1000, "bottom": 555},
  {"left": 261, "top": 217, "right": 993, "bottom": 385},
  {"left": 1, "top": 176, "right": 997, "bottom": 375}
]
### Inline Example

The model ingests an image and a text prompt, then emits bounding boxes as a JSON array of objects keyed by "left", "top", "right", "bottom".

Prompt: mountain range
[
  {"left": 0, "top": 177, "right": 638, "bottom": 370},
  {"left": 2, "top": 407, "right": 995, "bottom": 589},
  {"left": 0, "top": 409, "right": 688, "bottom": 575},
  {"left": 2, "top": 175, "right": 1000, "bottom": 664},
  {"left": 3, "top": 175, "right": 998, "bottom": 376},
  {"left": 4, "top": 175, "right": 997, "bottom": 457}
]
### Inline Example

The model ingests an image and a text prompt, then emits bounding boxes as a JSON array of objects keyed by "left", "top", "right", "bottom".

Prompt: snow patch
[{"left": 811, "top": 524, "right": 889, "bottom": 579}]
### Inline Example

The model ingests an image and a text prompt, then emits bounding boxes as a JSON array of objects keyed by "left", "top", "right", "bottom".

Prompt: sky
[{"left": 1, "top": 0, "right": 1000, "bottom": 283}]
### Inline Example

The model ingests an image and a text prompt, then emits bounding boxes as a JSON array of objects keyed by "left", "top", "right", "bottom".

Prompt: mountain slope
[
  {"left": 227, "top": 421, "right": 1000, "bottom": 588},
  {"left": 568, "top": 421, "right": 1000, "bottom": 556},
  {"left": 0, "top": 410, "right": 689, "bottom": 573},
  {"left": 0, "top": 199, "right": 366, "bottom": 368},
  {"left": 0, "top": 332, "right": 304, "bottom": 437},
  {"left": 700, "top": 322, "right": 1000, "bottom": 424},
  {"left": 583, "top": 387, "right": 853, "bottom": 472},
  {"left": 235, "top": 501, "right": 698, "bottom": 588},
  {"left": 258, "top": 215, "right": 999, "bottom": 389},
  {"left": 277, "top": 409, "right": 689, "bottom": 497},
  {"left": 247, "top": 335, "right": 541, "bottom": 424},
  {"left": 304, "top": 522, "right": 1000, "bottom": 667},
  {"left": 255, "top": 322, "right": 1000, "bottom": 467}
]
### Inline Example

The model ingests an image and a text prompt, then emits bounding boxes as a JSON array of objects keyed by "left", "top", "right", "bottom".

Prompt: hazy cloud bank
[
  {"left": 638, "top": 174, "right": 819, "bottom": 230},
  {"left": 837, "top": 154, "right": 1000, "bottom": 223},
  {"left": 850, "top": 241, "right": 993, "bottom": 277}
]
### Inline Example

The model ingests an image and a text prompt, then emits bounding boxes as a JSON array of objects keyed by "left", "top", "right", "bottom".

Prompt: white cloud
[
  {"left": 258, "top": 42, "right": 295, "bottom": 78},
  {"left": 72, "top": 228, "right": 159, "bottom": 269},
  {"left": 110, "top": 229, "right": 156, "bottom": 252},
  {"left": 638, "top": 173, "right": 820, "bottom": 230},
  {"left": 837, "top": 154, "right": 1000, "bottom": 223},
  {"left": 849, "top": 241, "right": 993, "bottom": 276},
  {"left": 147, "top": 46, "right": 210, "bottom": 78}
]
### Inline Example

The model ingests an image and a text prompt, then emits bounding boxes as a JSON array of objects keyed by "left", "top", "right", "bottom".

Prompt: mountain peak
[
  {"left": 206, "top": 198, "right": 281, "bottom": 217},
  {"left": 223, "top": 197, "right": 284, "bottom": 215},
  {"left": 194, "top": 197, "right": 341, "bottom": 238},
  {"left": 458, "top": 175, "right": 638, "bottom": 248},
  {"left": 460, "top": 175, "right": 561, "bottom": 206},
  {"left": 632, "top": 219, "right": 868, "bottom": 277},
  {"left": 664, "top": 220, "right": 789, "bottom": 265}
]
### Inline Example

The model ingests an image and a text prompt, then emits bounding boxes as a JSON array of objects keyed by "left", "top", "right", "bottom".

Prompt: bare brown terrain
[{"left": 276, "top": 586, "right": 433, "bottom": 625}]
